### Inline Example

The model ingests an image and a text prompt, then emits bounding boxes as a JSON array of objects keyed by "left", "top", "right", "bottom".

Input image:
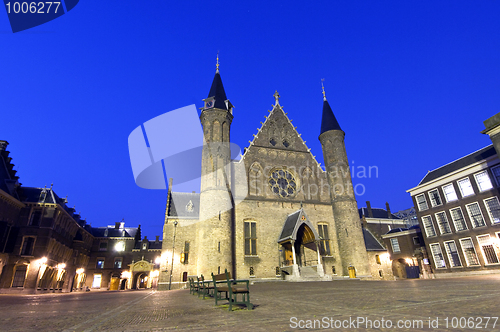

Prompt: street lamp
[{"left": 168, "top": 221, "right": 178, "bottom": 290}]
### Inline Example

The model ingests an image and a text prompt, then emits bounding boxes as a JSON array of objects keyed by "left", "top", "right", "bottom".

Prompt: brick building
[{"left": 86, "top": 222, "right": 162, "bottom": 290}]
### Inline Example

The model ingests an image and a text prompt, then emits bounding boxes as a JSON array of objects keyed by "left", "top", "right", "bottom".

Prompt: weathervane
[
  {"left": 321, "top": 78, "right": 326, "bottom": 101},
  {"left": 216, "top": 51, "right": 219, "bottom": 73}
]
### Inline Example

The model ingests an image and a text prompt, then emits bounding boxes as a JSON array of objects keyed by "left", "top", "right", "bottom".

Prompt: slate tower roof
[
  {"left": 320, "top": 97, "right": 342, "bottom": 135},
  {"left": 207, "top": 72, "right": 228, "bottom": 110}
]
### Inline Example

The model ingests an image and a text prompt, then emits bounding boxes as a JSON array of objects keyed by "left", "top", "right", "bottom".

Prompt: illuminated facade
[
  {"left": 0, "top": 141, "right": 94, "bottom": 293},
  {"left": 407, "top": 113, "right": 500, "bottom": 277},
  {"left": 160, "top": 67, "right": 393, "bottom": 288},
  {"left": 85, "top": 223, "right": 162, "bottom": 291}
]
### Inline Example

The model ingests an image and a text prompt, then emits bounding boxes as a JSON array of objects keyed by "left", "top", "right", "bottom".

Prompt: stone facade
[{"left": 159, "top": 70, "right": 383, "bottom": 287}]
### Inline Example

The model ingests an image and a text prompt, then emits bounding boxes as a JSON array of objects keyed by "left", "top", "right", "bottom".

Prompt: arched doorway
[
  {"left": 134, "top": 273, "right": 147, "bottom": 289},
  {"left": 277, "top": 209, "right": 325, "bottom": 279}
]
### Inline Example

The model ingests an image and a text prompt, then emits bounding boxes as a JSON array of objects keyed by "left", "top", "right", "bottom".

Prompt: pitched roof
[
  {"left": 207, "top": 71, "right": 228, "bottom": 110},
  {"left": 418, "top": 145, "right": 496, "bottom": 185},
  {"left": 362, "top": 228, "right": 386, "bottom": 251},
  {"left": 358, "top": 207, "right": 401, "bottom": 219},
  {"left": 319, "top": 99, "right": 341, "bottom": 135},
  {"left": 91, "top": 226, "right": 139, "bottom": 238},
  {"left": 168, "top": 192, "right": 200, "bottom": 218},
  {"left": 278, "top": 210, "right": 302, "bottom": 242}
]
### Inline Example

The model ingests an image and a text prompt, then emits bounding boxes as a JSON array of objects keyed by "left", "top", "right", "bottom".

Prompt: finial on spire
[
  {"left": 216, "top": 51, "right": 219, "bottom": 73},
  {"left": 273, "top": 90, "right": 280, "bottom": 106},
  {"left": 321, "top": 78, "right": 326, "bottom": 101}
]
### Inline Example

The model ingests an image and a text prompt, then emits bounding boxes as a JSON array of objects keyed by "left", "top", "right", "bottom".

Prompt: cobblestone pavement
[{"left": 1, "top": 274, "right": 499, "bottom": 332}]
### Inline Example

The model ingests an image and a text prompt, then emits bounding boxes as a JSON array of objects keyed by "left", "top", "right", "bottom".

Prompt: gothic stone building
[{"left": 159, "top": 67, "right": 387, "bottom": 288}]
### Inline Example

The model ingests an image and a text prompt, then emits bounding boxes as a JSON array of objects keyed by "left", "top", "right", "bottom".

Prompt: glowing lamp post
[{"left": 168, "top": 221, "right": 178, "bottom": 290}]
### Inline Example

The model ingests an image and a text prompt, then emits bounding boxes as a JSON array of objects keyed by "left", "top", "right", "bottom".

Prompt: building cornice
[{"left": 0, "top": 188, "right": 25, "bottom": 208}]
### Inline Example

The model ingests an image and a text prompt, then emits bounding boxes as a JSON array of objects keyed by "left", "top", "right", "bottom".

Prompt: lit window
[
  {"left": 477, "top": 234, "right": 500, "bottom": 265},
  {"left": 474, "top": 170, "right": 493, "bottom": 192},
  {"left": 459, "top": 238, "right": 480, "bottom": 266},
  {"left": 96, "top": 259, "right": 105, "bottom": 269},
  {"left": 435, "top": 212, "right": 452, "bottom": 235},
  {"left": 466, "top": 202, "right": 486, "bottom": 228},
  {"left": 416, "top": 194, "right": 428, "bottom": 211},
  {"left": 318, "top": 224, "right": 331, "bottom": 256},
  {"left": 442, "top": 184, "right": 458, "bottom": 202},
  {"left": 444, "top": 241, "right": 462, "bottom": 267},
  {"left": 484, "top": 197, "right": 500, "bottom": 224},
  {"left": 450, "top": 207, "right": 468, "bottom": 231},
  {"left": 428, "top": 189, "right": 442, "bottom": 207},
  {"left": 429, "top": 243, "right": 446, "bottom": 268},
  {"left": 390, "top": 238, "right": 400, "bottom": 253},
  {"left": 457, "top": 178, "right": 474, "bottom": 197},
  {"left": 92, "top": 274, "right": 102, "bottom": 288},
  {"left": 375, "top": 255, "right": 381, "bottom": 264},
  {"left": 421, "top": 215, "right": 436, "bottom": 237},
  {"left": 114, "top": 258, "right": 122, "bottom": 269},
  {"left": 244, "top": 221, "right": 257, "bottom": 255},
  {"left": 142, "top": 243, "right": 147, "bottom": 250},
  {"left": 114, "top": 241, "right": 125, "bottom": 252}
]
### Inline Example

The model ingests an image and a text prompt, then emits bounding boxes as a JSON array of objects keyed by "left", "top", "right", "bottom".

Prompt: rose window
[{"left": 268, "top": 169, "right": 297, "bottom": 198}]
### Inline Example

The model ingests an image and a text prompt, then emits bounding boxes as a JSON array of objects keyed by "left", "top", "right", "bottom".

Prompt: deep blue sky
[{"left": 2, "top": 1, "right": 499, "bottom": 239}]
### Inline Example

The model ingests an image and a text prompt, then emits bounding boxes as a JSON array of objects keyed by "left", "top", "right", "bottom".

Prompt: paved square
[{"left": 1, "top": 275, "right": 499, "bottom": 331}]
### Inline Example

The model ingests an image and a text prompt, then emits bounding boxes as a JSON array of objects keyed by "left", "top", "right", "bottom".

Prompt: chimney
[
  {"left": 115, "top": 222, "right": 120, "bottom": 229},
  {"left": 386, "top": 202, "right": 392, "bottom": 218},
  {"left": 366, "top": 201, "right": 373, "bottom": 218},
  {"left": 155, "top": 236, "right": 160, "bottom": 243}
]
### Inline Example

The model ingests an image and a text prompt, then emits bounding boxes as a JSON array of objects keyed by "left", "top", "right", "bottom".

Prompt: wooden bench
[
  {"left": 211, "top": 269, "right": 253, "bottom": 311},
  {"left": 198, "top": 275, "right": 213, "bottom": 299},
  {"left": 188, "top": 277, "right": 198, "bottom": 295}
]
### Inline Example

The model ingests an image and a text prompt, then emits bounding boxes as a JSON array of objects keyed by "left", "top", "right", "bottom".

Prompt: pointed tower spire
[
  {"left": 205, "top": 53, "right": 229, "bottom": 110},
  {"left": 319, "top": 80, "right": 342, "bottom": 135}
]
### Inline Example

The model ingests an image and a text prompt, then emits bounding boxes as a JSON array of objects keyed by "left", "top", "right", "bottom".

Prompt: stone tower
[
  {"left": 196, "top": 62, "right": 235, "bottom": 277},
  {"left": 318, "top": 88, "right": 370, "bottom": 276}
]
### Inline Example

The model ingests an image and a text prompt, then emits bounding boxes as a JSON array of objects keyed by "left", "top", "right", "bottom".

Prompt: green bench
[{"left": 211, "top": 269, "right": 253, "bottom": 311}]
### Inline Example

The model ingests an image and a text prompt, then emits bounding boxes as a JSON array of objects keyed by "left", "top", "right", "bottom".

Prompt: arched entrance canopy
[
  {"left": 277, "top": 209, "right": 325, "bottom": 278},
  {"left": 278, "top": 209, "right": 320, "bottom": 251}
]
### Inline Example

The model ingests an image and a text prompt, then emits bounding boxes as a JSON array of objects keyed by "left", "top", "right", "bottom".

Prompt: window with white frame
[
  {"left": 429, "top": 243, "right": 446, "bottom": 268},
  {"left": 466, "top": 202, "right": 486, "bottom": 228},
  {"left": 390, "top": 238, "right": 401, "bottom": 253},
  {"left": 435, "top": 212, "right": 452, "bottom": 235},
  {"left": 450, "top": 207, "right": 468, "bottom": 231},
  {"left": 416, "top": 194, "right": 428, "bottom": 211},
  {"left": 491, "top": 166, "right": 500, "bottom": 186},
  {"left": 444, "top": 241, "right": 462, "bottom": 267},
  {"left": 474, "top": 170, "right": 493, "bottom": 192},
  {"left": 421, "top": 215, "right": 437, "bottom": 237},
  {"left": 484, "top": 197, "right": 500, "bottom": 224},
  {"left": 442, "top": 183, "right": 458, "bottom": 202},
  {"left": 428, "top": 189, "right": 442, "bottom": 207},
  {"left": 459, "top": 238, "right": 480, "bottom": 266},
  {"left": 457, "top": 178, "right": 474, "bottom": 197},
  {"left": 477, "top": 234, "right": 500, "bottom": 265}
]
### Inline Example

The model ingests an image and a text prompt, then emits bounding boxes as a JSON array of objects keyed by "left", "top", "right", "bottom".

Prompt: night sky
[{"left": 2, "top": 1, "right": 499, "bottom": 239}]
